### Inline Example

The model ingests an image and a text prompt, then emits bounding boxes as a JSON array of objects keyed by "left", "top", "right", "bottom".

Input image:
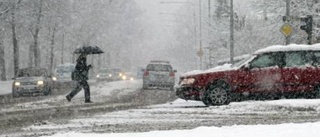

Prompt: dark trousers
[{"left": 68, "top": 80, "right": 90, "bottom": 101}]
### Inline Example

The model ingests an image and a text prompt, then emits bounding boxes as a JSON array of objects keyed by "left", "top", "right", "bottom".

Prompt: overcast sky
[{"left": 134, "top": 0, "right": 186, "bottom": 70}]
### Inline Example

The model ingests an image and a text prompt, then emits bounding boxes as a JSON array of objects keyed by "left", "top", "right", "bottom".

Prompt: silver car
[
  {"left": 142, "top": 61, "right": 176, "bottom": 90},
  {"left": 12, "top": 68, "right": 53, "bottom": 97}
]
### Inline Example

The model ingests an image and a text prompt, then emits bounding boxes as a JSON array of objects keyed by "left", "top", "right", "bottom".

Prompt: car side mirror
[
  {"left": 12, "top": 77, "right": 15, "bottom": 80},
  {"left": 241, "top": 65, "right": 250, "bottom": 71}
]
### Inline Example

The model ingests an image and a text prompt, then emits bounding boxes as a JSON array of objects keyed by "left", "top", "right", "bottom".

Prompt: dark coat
[{"left": 72, "top": 55, "right": 90, "bottom": 81}]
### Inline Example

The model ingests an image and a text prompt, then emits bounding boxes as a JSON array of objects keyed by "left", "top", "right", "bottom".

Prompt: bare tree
[
  {"left": 26, "top": 0, "right": 44, "bottom": 67},
  {"left": 0, "top": 2, "right": 10, "bottom": 80},
  {"left": 0, "top": 32, "right": 5, "bottom": 80},
  {"left": 5, "top": 0, "right": 21, "bottom": 78}
]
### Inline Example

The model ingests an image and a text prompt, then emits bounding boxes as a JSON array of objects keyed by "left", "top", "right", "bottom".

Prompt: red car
[{"left": 176, "top": 44, "right": 320, "bottom": 106}]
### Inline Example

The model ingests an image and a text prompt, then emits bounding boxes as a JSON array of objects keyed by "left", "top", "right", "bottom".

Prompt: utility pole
[
  {"left": 286, "top": 0, "right": 290, "bottom": 45},
  {"left": 263, "top": 0, "right": 267, "bottom": 21},
  {"left": 199, "top": 0, "right": 203, "bottom": 70},
  {"left": 61, "top": 33, "right": 64, "bottom": 64},
  {"left": 208, "top": 0, "right": 210, "bottom": 19},
  {"left": 230, "top": 0, "right": 234, "bottom": 64}
]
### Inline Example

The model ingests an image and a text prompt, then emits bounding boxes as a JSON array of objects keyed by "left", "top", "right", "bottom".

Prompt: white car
[
  {"left": 52, "top": 63, "right": 76, "bottom": 89},
  {"left": 142, "top": 60, "right": 176, "bottom": 90}
]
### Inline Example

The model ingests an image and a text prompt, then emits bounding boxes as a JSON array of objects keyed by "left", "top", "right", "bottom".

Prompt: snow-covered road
[
  {"left": 2, "top": 80, "right": 320, "bottom": 137},
  {"left": 22, "top": 98, "right": 320, "bottom": 136}
]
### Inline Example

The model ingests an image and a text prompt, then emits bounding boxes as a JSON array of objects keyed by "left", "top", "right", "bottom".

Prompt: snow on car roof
[
  {"left": 149, "top": 60, "right": 171, "bottom": 65},
  {"left": 254, "top": 43, "right": 320, "bottom": 55},
  {"left": 181, "top": 44, "right": 320, "bottom": 77}
]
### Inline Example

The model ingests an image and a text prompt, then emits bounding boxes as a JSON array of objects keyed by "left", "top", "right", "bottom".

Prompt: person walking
[{"left": 66, "top": 53, "right": 93, "bottom": 103}]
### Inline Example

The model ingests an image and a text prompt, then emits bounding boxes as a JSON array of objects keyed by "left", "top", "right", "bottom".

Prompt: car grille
[{"left": 20, "top": 81, "right": 37, "bottom": 85}]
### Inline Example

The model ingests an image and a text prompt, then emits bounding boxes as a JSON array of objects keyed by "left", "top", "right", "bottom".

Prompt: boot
[
  {"left": 66, "top": 95, "right": 71, "bottom": 102},
  {"left": 85, "top": 100, "right": 93, "bottom": 103}
]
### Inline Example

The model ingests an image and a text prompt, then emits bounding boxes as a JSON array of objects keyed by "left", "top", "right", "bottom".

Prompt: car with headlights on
[
  {"left": 96, "top": 68, "right": 124, "bottom": 82},
  {"left": 121, "top": 72, "right": 136, "bottom": 81},
  {"left": 52, "top": 63, "right": 76, "bottom": 89},
  {"left": 96, "top": 68, "right": 113, "bottom": 82},
  {"left": 12, "top": 67, "right": 53, "bottom": 97},
  {"left": 176, "top": 44, "right": 320, "bottom": 106}
]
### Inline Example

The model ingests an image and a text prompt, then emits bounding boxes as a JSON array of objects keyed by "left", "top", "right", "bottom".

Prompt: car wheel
[
  {"left": 205, "top": 81, "right": 230, "bottom": 106},
  {"left": 143, "top": 84, "right": 148, "bottom": 90},
  {"left": 202, "top": 98, "right": 211, "bottom": 106},
  {"left": 313, "top": 85, "right": 320, "bottom": 99},
  {"left": 170, "top": 85, "right": 174, "bottom": 91},
  {"left": 142, "top": 81, "right": 148, "bottom": 90},
  {"left": 12, "top": 91, "right": 20, "bottom": 98},
  {"left": 44, "top": 87, "right": 52, "bottom": 96}
]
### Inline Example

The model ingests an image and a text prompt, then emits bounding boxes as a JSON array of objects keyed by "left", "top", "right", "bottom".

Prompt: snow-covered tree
[{"left": 172, "top": 0, "right": 320, "bottom": 69}]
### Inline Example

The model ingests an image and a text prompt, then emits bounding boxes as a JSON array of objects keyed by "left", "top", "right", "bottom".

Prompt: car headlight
[
  {"left": 119, "top": 73, "right": 123, "bottom": 77},
  {"left": 180, "top": 78, "right": 195, "bottom": 85},
  {"left": 96, "top": 75, "right": 100, "bottom": 78},
  {"left": 14, "top": 82, "right": 20, "bottom": 86},
  {"left": 122, "top": 75, "right": 127, "bottom": 80},
  {"left": 109, "top": 74, "right": 112, "bottom": 77},
  {"left": 37, "top": 80, "right": 44, "bottom": 85},
  {"left": 130, "top": 77, "right": 134, "bottom": 81},
  {"left": 52, "top": 77, "right": 57, "bottom": 81}
]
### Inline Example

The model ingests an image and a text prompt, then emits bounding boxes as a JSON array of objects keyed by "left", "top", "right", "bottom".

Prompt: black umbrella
[{"left": 74, "top": 46, "right": 104, "bottom": 54}]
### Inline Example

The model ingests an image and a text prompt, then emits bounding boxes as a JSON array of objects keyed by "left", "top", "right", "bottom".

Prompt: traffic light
[{"left": 300, "top": 15, "right": 313, "bottom": 44}]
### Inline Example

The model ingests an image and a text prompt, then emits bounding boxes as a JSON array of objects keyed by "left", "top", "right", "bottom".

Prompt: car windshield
[
  {"left": 110, "top": 68, "right": 122, "bottom": 74},
  {"left": 147, "top": 64, "right": 172, "bottom": 71},
  {"left": 17, "top": 69, "right": 46, "bottom": 77},
  {"left": 99, "top": 69, "right": 111, "bottom": 74},
  {"left": 231, "top": 55, "right": 255, "bottom": 68}
]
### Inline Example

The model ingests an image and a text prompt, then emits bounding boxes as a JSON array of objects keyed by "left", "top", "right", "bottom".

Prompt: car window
[
  {"left": 147, "top": 64, "right": 172, "bottom": 71},
  {"left": 18, "top": 69, "right": 47, "bottom": 77},
  {"left": 99, "top": 69, "right": 110, "bottom": 73},
  {"left": 312, "top": 51, "right": 320, "bottom": 67},
  {"left": 284, "top": 52, "right": 313, "bottom": 67},
  {"left": 250, "top": 53, "right": 278, "bottom": 69}
]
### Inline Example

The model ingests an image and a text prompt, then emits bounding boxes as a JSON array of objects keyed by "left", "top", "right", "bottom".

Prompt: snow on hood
[
  {"left": 180, "top": 70, "right": 203, "bottom": 77},
  {"left": 181, "top": 64, "right": 233, "bottom": 77},
  {"left": 204, "top": 63, "right": 233, "bottom": 73}
]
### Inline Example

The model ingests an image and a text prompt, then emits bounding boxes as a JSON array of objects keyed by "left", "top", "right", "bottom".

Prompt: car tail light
[
  {"left": 144, "top": 71, "right": 149, "bottom": 76},
  {"left": 169, "top": 72, "right": 175, "bottom": 77}
]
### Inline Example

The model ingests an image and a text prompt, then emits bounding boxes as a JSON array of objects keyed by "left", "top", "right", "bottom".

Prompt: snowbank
[
  {"left": 43, "top": 122, "right": 320, "bottom": 137},
  {"left": 33, "top": 98, "right": 320, "bottom": 137},
  {"left": 0, "top": 80, "right": 12, "bottom": 95}
]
